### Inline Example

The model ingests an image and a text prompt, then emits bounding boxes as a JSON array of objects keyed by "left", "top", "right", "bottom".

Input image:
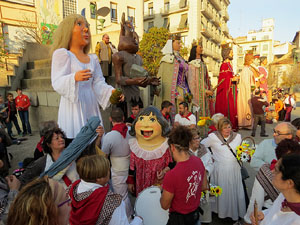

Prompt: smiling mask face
[{"left": 135, "top": 112, "right": 163, "bottom": 143}]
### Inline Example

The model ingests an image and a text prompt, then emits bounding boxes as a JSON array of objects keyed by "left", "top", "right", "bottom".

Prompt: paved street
[{"left": 6, "top": 106, "right": 300, "bottom": 225}]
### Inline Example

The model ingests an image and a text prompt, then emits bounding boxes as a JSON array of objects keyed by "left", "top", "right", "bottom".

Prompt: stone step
[
  {"left": 27, "top": 58, "right": 52, "bottom": 70},
  {"left": 21, "top": 78, "right": 53, "bottom": 91},
  {"left": 24, "top": 67, "right": 51, "bottom": 79}
]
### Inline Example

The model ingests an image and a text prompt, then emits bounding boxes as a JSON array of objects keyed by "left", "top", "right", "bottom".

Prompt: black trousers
[
  {"left": 167, "top": 209, "right": 199, "bottom": 225},
  {"left": 252, "top": 114, "right": 266, "bottom": 135}
]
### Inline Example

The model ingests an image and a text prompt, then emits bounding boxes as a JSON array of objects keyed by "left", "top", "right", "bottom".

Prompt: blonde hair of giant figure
[{"left": 50, "top": 14, "right": 91, "bottom": 56}]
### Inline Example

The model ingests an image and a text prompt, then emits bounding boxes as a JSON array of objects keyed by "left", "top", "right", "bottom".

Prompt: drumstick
[{"left": 254, "top": 199, "right": 258, "bottom": 224}]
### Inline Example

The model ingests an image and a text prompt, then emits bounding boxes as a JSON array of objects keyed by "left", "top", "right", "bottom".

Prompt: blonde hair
[
  {"left": 7, "top": 177, "right": 58, "bottom": 225},
  {"left": 211, "top": 113, "right": 224, "bottom": 125},
  {"left": 50, "top": 14, "right": 91, "bottom": 56},
  {"left": 217, "top": 117, "right": 232, "bottom": 131},
  {"left": 77, "top": 155, "right": 110, "bottom": 183}
]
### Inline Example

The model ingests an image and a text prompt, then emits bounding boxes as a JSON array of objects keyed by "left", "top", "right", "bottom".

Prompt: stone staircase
[{"left": 16, "top": 58, "right": 60, "bottom": 131}]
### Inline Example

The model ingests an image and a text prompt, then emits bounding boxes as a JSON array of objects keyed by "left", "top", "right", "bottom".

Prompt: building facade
[
  {"left": 143, "top": 0, "right": 231, "bottom": 85},
  {"left": 232, "top": 18, "right": 275, "bottom": 74}
]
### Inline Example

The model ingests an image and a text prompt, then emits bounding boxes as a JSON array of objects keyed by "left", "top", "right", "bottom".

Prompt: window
[
  {"left": 263, "top": 44, "right": 268, "bottom": 51},
  {"left": 163, "top": 18, "right": 170, "bottom": 30},
  {"left": 252, "top": 36, "right": 256, "bottom": 41},
  {"left": 63, "top": 0, "right": 77, "bottom": 18},
  {"left": 148, "top": 21, "right": 154, "bottom": 31},
  {"left": 110, "top": 2, "right": 117, "bottom": 22},
  {"left": 179, "top": 0, "right": 187, "bottom": 8},
  {"left": 252, "top": 46, "right": 257, "bottom": 52},
  {"left": 164, "top": 1, "right": 170, "bottom": 13},
  {"left": 90, "top": 2, "right": 96, "bottom": 19},
  {"left": 127, "top": 7, "right": 135, "bottom": 25},
  {"left": 263, "top": 35, "right": 269, "bottom": 40},
  {"left": 148, "top": 3, "right": 153, "bottom": 16},
  {"left": 178, "top": 14, "right": 188, "bottom": 29},
  {"left": 238, "top": 47, "right": 243, "bottom": 54}
]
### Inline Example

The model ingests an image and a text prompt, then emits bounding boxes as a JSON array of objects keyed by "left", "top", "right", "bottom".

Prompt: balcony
[
  {"left": 201, "top": 25, "right": 213, "bottom": 39},
  {"left": 169, "top": 25, "right": 189, "bottom": 33},
  {"left": 202, "top": 48, "right": 214, "bottom": 58},
  {"left": 211, "top": 33, "right": 221, "bottom": 44},
  {"left": 212, "top": 13, "right": 221, "bottom": 27},
  {"left": 201, "top": 1, "right": 213, "bottom": 20},
  {"left": 160, "top": 2, "right": 189, "bottom": 16},
  {"left": 220, "top": 9, "right": 229, "bottom": 21},
  {"left": 144, "top": 12, "right": 155, "bottom": 21},
  {"left": 210, "top": 0, "right": 222, "bottom": 11},
  {"left": 212, "top": 51, "right": 221, "bottom": 61},
  {"left": 221, "top": 24, "right": 229, "bottom": 36}
]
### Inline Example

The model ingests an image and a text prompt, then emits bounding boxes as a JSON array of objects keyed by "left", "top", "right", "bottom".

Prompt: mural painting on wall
[
  {"left": 40, "top": 0, "right": 62, "bottom": 25},
  {"left": 41, "top": 23, "right": 57, "bottom": 45}
]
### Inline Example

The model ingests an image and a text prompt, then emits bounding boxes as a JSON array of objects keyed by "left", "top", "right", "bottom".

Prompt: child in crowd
[
  {"left": 6, "top": 93, "right": 22, "bottom": 138},
  {"left": 69, "top": 155, "right": 142, "bottom": 225},
  {"left": 0, "top": 96, "right": 8, "bottom": 130},
  {"left": 125, "top": 98, "right": 143, "bottom": 126}
]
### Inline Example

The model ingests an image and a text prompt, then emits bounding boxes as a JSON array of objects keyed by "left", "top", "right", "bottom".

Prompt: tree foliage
[
  {"left": 139, "top": 27, "right": 169, "bottom": 77},
  {"left": 281, "top": 64, "right": 300, "bottom": 89},
  {"left": 0, "top": 30, "right": 8, "bottom": 68}
]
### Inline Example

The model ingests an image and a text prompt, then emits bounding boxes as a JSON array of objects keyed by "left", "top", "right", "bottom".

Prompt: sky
[{"left": 227, "top": 0, "right": 300, "bottom": 43}]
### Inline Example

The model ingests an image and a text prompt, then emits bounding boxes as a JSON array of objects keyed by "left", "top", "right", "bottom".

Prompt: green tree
[
  {"left": 281, "top": 64, "right": 300, "bottom": 89},
  {"left": 139, "top": 27, "right": 169, "bottom": 77},
  {"left": 0, "top": 31, "right": 8, "bottom": 68}
]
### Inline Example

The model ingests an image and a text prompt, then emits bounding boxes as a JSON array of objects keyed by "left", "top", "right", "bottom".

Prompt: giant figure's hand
[{"left": 74, "top": 69, "right": 92, "bottom": 81}]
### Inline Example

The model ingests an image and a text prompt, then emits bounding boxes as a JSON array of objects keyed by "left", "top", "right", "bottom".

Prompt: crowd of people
[{"left": 0, "top": 13, "right": 299, "bottom": 225}]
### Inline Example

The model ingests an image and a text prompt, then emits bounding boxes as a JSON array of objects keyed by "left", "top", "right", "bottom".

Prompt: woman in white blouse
[
  {"left": 50, "top": 14, "right": 118, "bottom": 143},
  {"left": 201, "top": 117, "right": 246, "bottom": 221},
  {"left": 251, "top": 154, "right": 300, "bottom": 225}
]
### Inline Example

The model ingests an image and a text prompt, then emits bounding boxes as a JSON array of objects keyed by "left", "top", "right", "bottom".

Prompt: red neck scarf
[
  {"left": 180, "top": 112, "right": 192, "bottom": 121},
  {"left": 130, "top": 114, "right": 136, "bottom": 120},
  {"left": 69, "top": 180, "right": 109, "bottom": 225},
  {"left": 36, "top": 136, "right": 44, "bottom": 153},
  {"left": 112, "top": 123, "right": 128, "bottom": 138},
  {"left": 282, "top": 199, "right": 300, "bottom": 216},
  {"left": 162, "top": 112, "right": 170, "bottom": 120},
  {"left": 270, "top": 159, "right": 277, "bottom": 170}
]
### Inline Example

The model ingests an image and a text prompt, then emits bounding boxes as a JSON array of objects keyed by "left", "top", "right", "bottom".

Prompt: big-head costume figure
[
  {"left": 112, "top": 13, "right": 159, "bottom": 117},
  {"left": 127, "top": 106, "right": 172, "bottom": 195}
]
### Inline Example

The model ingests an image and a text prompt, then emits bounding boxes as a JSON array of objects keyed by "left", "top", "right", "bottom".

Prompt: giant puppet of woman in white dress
[{"left": 50, "top": 14, "right": 120, "bottom": 141}]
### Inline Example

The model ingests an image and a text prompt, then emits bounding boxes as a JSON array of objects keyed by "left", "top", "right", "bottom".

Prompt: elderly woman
[
  {"left": 18, "top": 128, "right": 78, "bottom": 188},
  {"left": 251, "top": 154, "right": 300, "bottom": 225},
  {"left": 18, "top": 126, "right": 104, "bottom": 188},
  {"left": 201, "top": 117, "right": 246, "bottom": 221}
]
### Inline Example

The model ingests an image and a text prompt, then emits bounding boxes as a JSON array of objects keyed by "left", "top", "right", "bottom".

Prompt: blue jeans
[
  {"left": 18, "top": 110, "right": 31, "bottom": 134},
  {"left": 6, "top": 115, "right": 22, "bottom": 137}
]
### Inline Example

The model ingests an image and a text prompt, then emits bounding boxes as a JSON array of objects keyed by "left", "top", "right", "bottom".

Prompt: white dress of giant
[
  {"left": 201, "top": 132, "right": 246, "bottom": 220},
  {"left": 51, "top": 48, "right": 114, "bottom": 138}
]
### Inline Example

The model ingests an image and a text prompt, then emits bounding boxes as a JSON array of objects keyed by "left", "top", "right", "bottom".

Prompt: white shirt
[
  {"left": 174, "top": 113, "right": 196, "bottom": 126},
  {"left": 51, "top": 48, "right": 114, "bottom": 138},
  {"left": 261, "top": 193, "right": 300, "bottom": 225},
  {"left": 284, "top": 96, "right": 296, "bottom": 108}
]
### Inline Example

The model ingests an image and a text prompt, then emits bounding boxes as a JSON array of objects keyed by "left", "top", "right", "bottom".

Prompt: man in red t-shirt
[
  {"left": 160, "top": 125, "right": 208, "bottom": 225},
  {"left": 15, "top": 88, "right": 32, "bottom": 136}
]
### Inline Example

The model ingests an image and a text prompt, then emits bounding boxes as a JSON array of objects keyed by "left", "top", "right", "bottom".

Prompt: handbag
[{"left": 223, "top": 140, "right": 250, "bottom": 180}]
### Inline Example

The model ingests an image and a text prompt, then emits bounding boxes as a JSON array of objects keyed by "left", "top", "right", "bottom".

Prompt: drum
[{"left": 134, "top": 186, "right": 169, "bottom": 225}]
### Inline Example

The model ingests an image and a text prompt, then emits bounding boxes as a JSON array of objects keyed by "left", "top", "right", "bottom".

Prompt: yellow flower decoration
[
  {"left": 197, "top": 120, "right": 206, "bottom": 126},
  {"left": 237, "top": 146, "right": 243, "bottom": 152},
  {"left": 236, "top": 152, "right": 241, "bottom": 161},
  {"left": 210, "top": 186, "right": 216, "bottom": 195},
  {"left": 214, "top": 186, "right": 223, "bottom": 197}
]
